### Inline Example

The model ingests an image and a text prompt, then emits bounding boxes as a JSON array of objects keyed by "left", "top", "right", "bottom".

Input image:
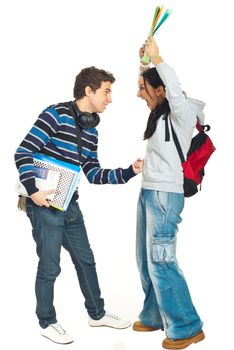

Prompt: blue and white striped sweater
[{"left": 15, "top": 102, "right": 135, "bottom": 195}]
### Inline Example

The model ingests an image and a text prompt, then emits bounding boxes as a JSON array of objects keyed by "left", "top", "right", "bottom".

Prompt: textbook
[{"left": 16, "top": 153, "right": 81, "bottom": 211}]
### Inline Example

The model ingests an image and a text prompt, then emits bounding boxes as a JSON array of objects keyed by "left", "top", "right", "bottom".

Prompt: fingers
[
  {"left": 144, "top": 36, "right": 159, "bottom": 61},
  {"left": 43, "top": 189, "right": 55, "bottom": 207},
  {"left": 139, "top": 45, "right": 146, "bottom": 58},
  {"left": 145, "top": 36, "right": 157, "bottom": 48},
  {"left": 145, "top": 36, "right": 151, "bottom": 46},
  {"left": 36, "top": 198, "right": 50, "bottom": 207},
  {"left": 42, "top": 199, "right": 50, "bottom": 208},
  {"left": 30, "top": 189, "right": 55, "bottom": 207},
  {"left": 132, "top": 158, "right": 144, "bottom": 174},
  {"left": 45, "top": 189, "right": 56, "bottom": 195}
]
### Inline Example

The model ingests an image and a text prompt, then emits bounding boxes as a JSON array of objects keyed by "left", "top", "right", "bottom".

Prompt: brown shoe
[
  {"left": 132, "top": 320, "right": 161, "bottom": 332},
  {"left": 162, "top": 330, "right": 205, "bottom": 349}
]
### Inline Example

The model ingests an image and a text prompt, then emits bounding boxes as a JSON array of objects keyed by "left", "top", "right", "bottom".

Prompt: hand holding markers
[{"left": 141, "top": 5, "right": 172, "bottom": 65}]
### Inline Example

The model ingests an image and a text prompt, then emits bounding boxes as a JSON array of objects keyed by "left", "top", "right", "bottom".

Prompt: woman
[{"left": 133, "top": 36, "right": 205, "bottom": 350}]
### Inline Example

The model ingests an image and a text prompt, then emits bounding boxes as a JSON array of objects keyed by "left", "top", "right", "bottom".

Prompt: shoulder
[
  {"left": 47, "top": 101, "right": 72, "bottom": 116},
  {"left": 41, "top": 101, "right": 74, "bottom": 124}
]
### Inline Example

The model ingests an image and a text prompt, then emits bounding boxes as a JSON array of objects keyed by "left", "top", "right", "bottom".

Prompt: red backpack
[{"left": 167, "top": 118, "right": 216, "bottom": 197}]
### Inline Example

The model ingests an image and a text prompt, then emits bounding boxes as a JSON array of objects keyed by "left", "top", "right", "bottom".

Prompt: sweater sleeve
[
  {"left": 82, "top": 129, "right": 136, "bottom": 184},
  {"left": 156, "top": 62, "right": 197, "bottom": 128},
  {"left": 14, "top": 107, "right": 60, "bottom": 195}
]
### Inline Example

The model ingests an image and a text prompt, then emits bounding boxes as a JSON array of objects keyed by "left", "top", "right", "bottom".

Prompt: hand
[
  {"left": 30, "top": 189, "right": 55, "bottom": 207},
  {"left": 145, "top": 36, "right": 159, "bottom": 61},
  {"left": 139, "top": 43, "right": 151, "bottom": 67},
  {"left": 132, "top": 158, "right": 144, "bottom": 174},
  {"left": 139, "top": 44, "right": 146, "bottom": 61}
]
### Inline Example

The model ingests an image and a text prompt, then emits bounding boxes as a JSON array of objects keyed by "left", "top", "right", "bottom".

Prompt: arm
[
  {"left": 14, "top": 107, "right": 60, "bottom": 203},
  {"left": 82, "top": 129, "right": 142, "bottom": 184},
  {"left": 145, "top": 37, "right": 196, "bottom": 127}
]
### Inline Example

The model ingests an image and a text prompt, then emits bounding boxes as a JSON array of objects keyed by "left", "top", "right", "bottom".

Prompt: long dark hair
[{"left": 142, "top": 68, "right": 170, "bottom": 140}]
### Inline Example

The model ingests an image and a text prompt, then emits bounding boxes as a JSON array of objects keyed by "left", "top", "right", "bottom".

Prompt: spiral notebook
[{"left": 16, "top": 153, "right": 81, "bottom": 211}]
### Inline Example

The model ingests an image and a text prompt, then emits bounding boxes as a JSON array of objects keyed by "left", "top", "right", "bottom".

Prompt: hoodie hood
[{"left": 187, "top": 97, "right": 205, "bottom": 125}]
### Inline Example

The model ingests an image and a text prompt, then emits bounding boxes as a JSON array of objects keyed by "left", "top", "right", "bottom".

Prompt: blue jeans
[
  {"left": 136, "top": 189, "right": 203, "bottom": 340},
  {"left": 26, "top": 198, "right": 105, "bottom": 328}
]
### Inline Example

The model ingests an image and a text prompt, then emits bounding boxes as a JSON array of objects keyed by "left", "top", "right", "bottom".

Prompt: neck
[
  {"left": 143, "top": 98, "right": 170, "bottom": 140},
  {"left": 153, "top": 97, "right": 167, "bottom": 112},
  {"left": 75, "top": 98, "right": 93, "bottom": 113}
]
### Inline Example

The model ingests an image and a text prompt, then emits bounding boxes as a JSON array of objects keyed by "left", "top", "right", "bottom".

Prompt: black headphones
[{"left": 70, "top": 101, "right": 100, "bottom": 129}]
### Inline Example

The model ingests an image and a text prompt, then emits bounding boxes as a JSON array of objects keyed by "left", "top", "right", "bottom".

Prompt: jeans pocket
[
  {"left": 155, "top": 191, "right": 168, "bottom": 214},
  {"left": 152, "top": 237, "right": 176, "bottom": 263},
  {"left": 65, "top": 201, "right": 83, "bottom": 224}
]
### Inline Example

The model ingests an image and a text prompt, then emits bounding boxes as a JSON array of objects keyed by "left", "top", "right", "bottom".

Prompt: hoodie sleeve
[{"left": 156, "top": 62, "right": 197, "bottom": 128}]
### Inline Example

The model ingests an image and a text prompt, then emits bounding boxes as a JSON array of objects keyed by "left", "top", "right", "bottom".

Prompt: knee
[
  {"left": 73, "top": 249, "right": 96, "bottom": 271},
  {"left": 37, "top": 265, "right": 61, "bottom": 280},
  {"left": 151, "top": 237, "right": 176, "bottom": 264}
]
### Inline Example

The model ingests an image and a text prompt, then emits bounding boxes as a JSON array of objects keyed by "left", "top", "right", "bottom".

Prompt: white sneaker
[
  {"left": 88, "top": 311, "right": 131, "bottom": 329},
  {"left": 40, "top": 322, "right": 74, "bottom": 344}
]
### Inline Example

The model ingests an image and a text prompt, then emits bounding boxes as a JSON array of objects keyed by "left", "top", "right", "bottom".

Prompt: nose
[
  {"left": 137, "top": 90, "right": 142, "bottom": 98},
  {"left": 107, "top": 95, "right": 112, "bottom": 103}
]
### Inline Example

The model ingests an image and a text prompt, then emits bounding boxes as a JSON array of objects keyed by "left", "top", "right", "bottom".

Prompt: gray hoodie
[{"left": 142, "top": 62, "right": 205, "bottom": 193}]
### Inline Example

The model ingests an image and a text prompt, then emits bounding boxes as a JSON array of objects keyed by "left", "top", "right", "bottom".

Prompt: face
[
  {"left": 87, "top": 81, "right": 112, "bottom": 113},
  {"left": 137, "top": 76, "right": 164, "bottom": 111}
]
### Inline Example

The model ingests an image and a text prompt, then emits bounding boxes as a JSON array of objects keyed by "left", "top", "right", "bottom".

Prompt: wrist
[
  {"left": 140, "top": 59, "right": 151, "bottom": 68},
  {"left": 151, "top": 54, "right": 163, "bottom": 65},
  {"left": 139, "top": 62, "right": 150, "bottom": 74}
]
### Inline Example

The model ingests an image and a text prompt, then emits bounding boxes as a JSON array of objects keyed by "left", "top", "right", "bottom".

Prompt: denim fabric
[
  {"left": 26, "top": 198, "right": 105, "bottom": 328},
  {"left": 136, "top": 189, "right": 203, "bottom": 339}
]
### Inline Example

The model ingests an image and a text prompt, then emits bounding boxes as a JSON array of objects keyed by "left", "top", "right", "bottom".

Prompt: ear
[
  {"left": 155, "top": 85, "right": 165, "bottom": 97},
  {"left": 85, "top": 86, "right": 93, "bottom": 97}
]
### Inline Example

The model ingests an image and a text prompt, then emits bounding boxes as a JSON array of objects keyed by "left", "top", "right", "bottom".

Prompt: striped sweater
[{"left": 15, "top": 102, "right": 136, "bottom": 196}]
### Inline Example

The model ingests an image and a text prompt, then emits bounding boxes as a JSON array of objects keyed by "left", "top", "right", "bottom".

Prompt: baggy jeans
[{"left": 136, "top": 189, "right": 203, "bottom": 339}]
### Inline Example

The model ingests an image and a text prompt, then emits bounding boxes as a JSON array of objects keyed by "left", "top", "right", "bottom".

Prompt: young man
[{"left": 15, "top": 66, "right": 143, "bottom": 344}]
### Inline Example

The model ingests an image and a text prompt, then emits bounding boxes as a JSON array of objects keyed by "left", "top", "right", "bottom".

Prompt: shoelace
[
  {"left": 105, "top": 311, "right": 121, "bottom": 320},
  {"left": 51, "top": 323, "right": 66, "bottom": 335}
]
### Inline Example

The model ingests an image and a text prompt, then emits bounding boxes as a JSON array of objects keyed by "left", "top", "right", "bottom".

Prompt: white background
[{"left": 0, "top": 0, "right": 233, "bottom": 349}]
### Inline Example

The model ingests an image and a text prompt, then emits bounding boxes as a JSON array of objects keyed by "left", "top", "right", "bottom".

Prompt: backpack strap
[
  {"left": 196, "top": 121, "right": 210, "bottom": 132},
  {"left": 168, "top": 117, "right": 186, "bottom": 163},
  {"left": 164, "top": 115, "right": 170, "bottom": 142},
  {"left": 167, "top": 117, "right": 211, "bottom": 162}
]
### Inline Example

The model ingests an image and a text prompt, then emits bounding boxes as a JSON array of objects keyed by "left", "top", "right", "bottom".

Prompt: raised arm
[{"left": 144, "top": 36, "right": 196, "bottom": 127}]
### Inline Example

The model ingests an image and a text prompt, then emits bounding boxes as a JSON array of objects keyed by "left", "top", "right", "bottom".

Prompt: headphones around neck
[{"left": 71, "top": 101, "right": 100, "bottom": 129}]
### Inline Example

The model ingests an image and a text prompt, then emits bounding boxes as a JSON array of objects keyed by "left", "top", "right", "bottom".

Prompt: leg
[
  {"left": 26, "top": 199, "right": 64, "bottom": 328},
  {"left": 145, "top": 190, "right": 203, "bottom": 340},
  {"left": 62, "top": 201, "right": 105, "bottom": 320},
  {"left": 136, "top": 190, "right": 163, "bottom": 328}
]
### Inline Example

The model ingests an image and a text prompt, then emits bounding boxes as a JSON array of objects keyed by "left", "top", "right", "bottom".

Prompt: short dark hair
[{"left": 73, "top": 66, "right": 115, "bottom": 99}]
